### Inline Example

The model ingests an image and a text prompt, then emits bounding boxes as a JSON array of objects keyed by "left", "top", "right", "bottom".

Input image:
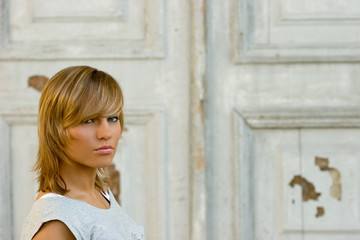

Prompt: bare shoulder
[
  {"left": 32, "top": 220, "right": 75, "bottom": 240},
  {"left": 35, "top": 191, "right": 50, "bottom": 200}
]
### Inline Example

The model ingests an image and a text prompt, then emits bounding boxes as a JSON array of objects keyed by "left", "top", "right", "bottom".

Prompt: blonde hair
[{"left": 34, "top": 66, "right": 124, "bottom": 194}]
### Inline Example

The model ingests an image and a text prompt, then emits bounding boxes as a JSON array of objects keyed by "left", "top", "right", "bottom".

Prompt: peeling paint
[
  {"left": 315, "top": 157, "right": 342, "bottom": 200},
  {"left": 316, "top": 206, "right": 325, "bottom": 218},
  {"left": 289, "top": 175, "right": 321, "bottom": 201},
  {"left": 28, "top": 75, "right": 49, "bottom": 92},
  {"left": 189, "top": 1, "right": 207, "bottom": 239}
]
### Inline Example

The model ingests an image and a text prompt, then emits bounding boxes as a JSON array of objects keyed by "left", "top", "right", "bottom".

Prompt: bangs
[
  {"left": 63, "top": 70, "right": 124, "bottom": 128},
  {"left": 80, "top": 83, "right": 123, "bottom": 121}
]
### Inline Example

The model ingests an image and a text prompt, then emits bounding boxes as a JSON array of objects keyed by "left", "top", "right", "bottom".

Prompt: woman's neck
[{"left": 59, "top": 161, "right": 98, "bottom": 194}]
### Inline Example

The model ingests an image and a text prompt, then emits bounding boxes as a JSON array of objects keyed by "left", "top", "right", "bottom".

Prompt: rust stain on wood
[
  {"left": 107, "top": 163, "right": 121, "bottom": 205},
  {"left": 196, "top": 157, "right": 205, "bottom": 170},
  {"left": 196, "top": 142, "right": 205, "bottom": 170},
  {"left": 28, "top": 75, "right": 49, "bottom": 92},
  {"left": 316, "top": 206, "right": 325, "bottom": 218},
  {"left": 289, "top": 175, "right": 321, "bottom": 201},
  {"left": 315, "top": 156, "right": 342, "bottom": 200},
  {"left": 196, "top": 153, "right": 205, "bottom": 170}
]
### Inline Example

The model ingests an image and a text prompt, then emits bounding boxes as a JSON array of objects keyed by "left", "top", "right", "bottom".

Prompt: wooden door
[
  {"left": 0, "top": 1, "right": 190, "bottom": 239},
  {"left": 2, "top": 1, "right": 360, "bottom": 240},
  {"left": 204, "top": 0, "right": 360, "bottom": 239}
]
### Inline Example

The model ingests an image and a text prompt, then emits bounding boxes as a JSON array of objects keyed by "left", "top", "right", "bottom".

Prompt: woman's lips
[{"left": 95, "top": 145, "right": 113, "bottom": 154}]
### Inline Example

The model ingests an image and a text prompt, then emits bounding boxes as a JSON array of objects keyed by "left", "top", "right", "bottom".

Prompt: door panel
[
  {"left": 3, "top": 0, "right": 165, "bottom": 59},
  {"left": 232, "top": 111, "right": 360, "bottom": 240},
  {"left": 301, "top": 129, "right": 360, "bottom": 239}
]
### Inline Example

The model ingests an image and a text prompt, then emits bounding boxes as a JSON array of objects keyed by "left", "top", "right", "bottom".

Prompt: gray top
[{"left": 20, "top": 190, "right": 145, "bottom": 240}]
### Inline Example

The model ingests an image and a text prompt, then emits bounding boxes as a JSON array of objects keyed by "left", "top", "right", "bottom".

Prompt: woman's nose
[{"left": 97, "top": 118, "right": 112, "bottom": 140}]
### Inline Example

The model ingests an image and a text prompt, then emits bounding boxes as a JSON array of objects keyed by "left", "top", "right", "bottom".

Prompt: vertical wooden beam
[
  {"left": 0, "top": 118, "right": 13, "bottom": 240},
  {"left": 190, "top": 0, "right": 207, "bottom": 239}
]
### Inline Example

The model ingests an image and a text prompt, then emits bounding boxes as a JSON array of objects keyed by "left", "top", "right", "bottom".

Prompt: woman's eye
[
  {"left": 84, "top": 119, "right": 94, "bottom": 124},
  {"left": 108, "top": 117, "right": 119, "bottom": 122}
]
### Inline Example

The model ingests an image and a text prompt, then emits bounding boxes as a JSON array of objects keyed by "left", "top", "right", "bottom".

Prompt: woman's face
[{"left": 65, "top": 116, "right": 121, "bottom": 169}]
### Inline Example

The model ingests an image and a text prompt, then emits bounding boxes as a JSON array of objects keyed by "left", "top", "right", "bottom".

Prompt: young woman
[{"left": 21, "top": 66, "right": 145, "bottom": 240}]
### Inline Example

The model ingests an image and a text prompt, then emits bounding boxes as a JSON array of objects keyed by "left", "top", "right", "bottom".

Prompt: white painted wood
[
  {"left": 231, "top": 0, "right": 360, "bottom": 62},
  {"left": 114, "top": 107, "right": 168, "bottom": 240},
  {"left": 207, "top": 0, "right": 360, "bottom": 239},
  {"left": 189, "top": 1, "right": 207, "bottom": 240},
  {"left": 233, "top": 111, "right": 255, "bottom": 240},
  {"left": 233, "top": 109, "right": 360, "bottom": 239},
  {"left": 0, "top": 117, "right": 12, "bottom": 240},
  {"left": 237, "top": 106, "right": 360, "bottom": 128},
  {"left": 11, "top": 124, "right": 38, "bottom": 239},
  {"left": 0, "top": 0, "right": 190, "bottom": 239},
  {"left": 2, "top": 0, "right": 359, "bottom": 239},
  {"left": 251, "top": 129, "right": 302, "bottom": 240},
  {"left": 0, "top": 0, "right": 166, "bottom": 59},
  {"left": 301, "top": 129, "right": 360, "bottom": 240}
]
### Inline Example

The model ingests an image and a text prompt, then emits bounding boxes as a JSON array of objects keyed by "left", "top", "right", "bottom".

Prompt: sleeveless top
[{"left": 20, "top": 189, "right": 146, "bottom": 240}]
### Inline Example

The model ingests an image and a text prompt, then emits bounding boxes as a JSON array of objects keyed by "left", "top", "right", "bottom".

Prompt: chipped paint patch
[
  {"left": 28, "top": 75, "right": 49, "bottom": 92},
  {"left": 289, "top": 175, "right": 321, "bottom": 201},
  {"left": 316, "top": 206, "right": 325, "bottom": 218},
  {"left": 315, "top": 157, "right": 342, "bottom": 200}
]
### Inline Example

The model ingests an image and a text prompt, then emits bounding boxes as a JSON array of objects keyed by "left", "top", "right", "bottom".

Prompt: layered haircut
[{"left": 35, "top": 66, "right": 124, "bottom": 194}]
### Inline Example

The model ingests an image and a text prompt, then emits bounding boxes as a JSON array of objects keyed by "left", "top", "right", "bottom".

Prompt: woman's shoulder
[
  {"left": 22, "top": 193, "right": 73, "bottom": 224},
  {"left": 21, "top": 195, "right": 79, "bottom": 240},
  {"left": 31, "top": 220, "right": 76, "bottom": 240}
]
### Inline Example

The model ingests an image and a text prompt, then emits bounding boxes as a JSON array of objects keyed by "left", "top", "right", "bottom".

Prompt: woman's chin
[{"left": 96, "top": 158, "right": 114, "bottom": 169}]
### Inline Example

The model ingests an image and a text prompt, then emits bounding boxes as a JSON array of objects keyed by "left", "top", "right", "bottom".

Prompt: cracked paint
[
  {"left": 316, "top": 206, "right": 325, "bottom": 218},
  {"left": 289, "top": 175, "right": 321, "bottom": 201},
  {"left": 315, "top": 157, "right": 342, "bottom": 200}
]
